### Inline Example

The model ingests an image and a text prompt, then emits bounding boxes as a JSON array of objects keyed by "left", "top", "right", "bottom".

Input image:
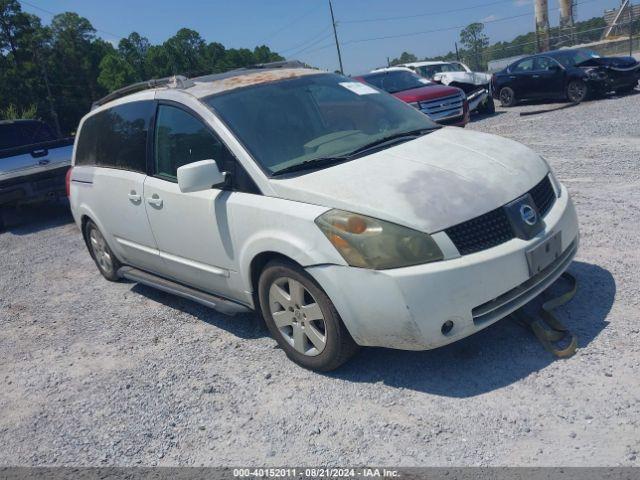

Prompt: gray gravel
[{"left": 1, "top": 92, "right": 640, "bottom": 467}]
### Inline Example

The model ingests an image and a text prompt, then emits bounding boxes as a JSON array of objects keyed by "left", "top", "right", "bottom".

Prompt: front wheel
[
  {"left": 480, "top": 95, "right": 496, "bottom": 114},
  {"left": 567, "top": 80, "right": 588, "bottom": 103},
  {"left": 258, "top": 259, "right": 359, "bottom": 371},
  {"left": 499, "top": 87, "right": 516, "bottom": 107}
]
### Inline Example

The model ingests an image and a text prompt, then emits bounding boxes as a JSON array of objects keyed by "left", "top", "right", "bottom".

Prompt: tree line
[
  {"left": 0, "top": 0, "right": 283, "bottom": 136},
  {"left": 389, "top": 16, "right": 609, "bottom": 71}
]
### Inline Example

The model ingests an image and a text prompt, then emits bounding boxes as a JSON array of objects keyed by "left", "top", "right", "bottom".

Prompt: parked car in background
[
  {"left": 492, "top": 48, "right": 640, "bottom": 107},
  {"left": 69, "top": 65, "right": 578, "bottom": 371},
  {"left": 357, "top": 69, "right": 469, "bottom": 126},
  {"left": 401, "top": 61, "right": 495, "bottom": 114},
  {"left": 0, "top": 119, "right": 73, "bottom": 227}
]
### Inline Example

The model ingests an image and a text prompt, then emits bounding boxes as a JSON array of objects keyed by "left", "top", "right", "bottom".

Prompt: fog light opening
[{"left": 441, "top": 320, "right": 454, "bottom": 335}]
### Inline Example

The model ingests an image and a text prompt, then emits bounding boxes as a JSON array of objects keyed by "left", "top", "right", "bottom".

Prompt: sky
[{"left": 20, "top": 0, "right": 624, "bottom": 74}]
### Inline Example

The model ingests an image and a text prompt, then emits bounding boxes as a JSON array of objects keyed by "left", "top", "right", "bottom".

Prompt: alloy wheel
[
  {"left": 268, "top": 277, "right": 327, "bottom": 356},
  {"left": 89, "top": 227, "right": 113, "bottom": 274},
  {"left": 567, "top": 81, "right": 586, "bottom": 103}
]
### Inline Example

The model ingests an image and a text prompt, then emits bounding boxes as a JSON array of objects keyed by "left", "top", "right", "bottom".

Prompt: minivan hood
[{"left": 269, "top": 127, "right": 549, "bottom": 234}]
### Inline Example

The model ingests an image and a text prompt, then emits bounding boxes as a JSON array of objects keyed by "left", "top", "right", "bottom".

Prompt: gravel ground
[{"left": 1, "top": 92, "right": 639, "bottom": 467}]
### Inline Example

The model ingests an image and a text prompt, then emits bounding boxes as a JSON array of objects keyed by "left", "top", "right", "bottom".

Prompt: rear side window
[
  {"left": 0, "top": 121, "right": 55, "bottom": 149},
  {"left": 75, "top": 101, "right": 153, "bottom": 172},
  {"left": 154, "top": 105, "right": 234, "bottom": 180}
]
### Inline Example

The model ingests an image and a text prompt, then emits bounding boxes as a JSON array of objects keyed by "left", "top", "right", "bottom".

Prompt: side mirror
[{"left": 177, "top": 159, "right": 226, "bottom": 193}]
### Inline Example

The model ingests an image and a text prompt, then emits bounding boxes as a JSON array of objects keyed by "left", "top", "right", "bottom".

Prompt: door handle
[
  {"left": 532, "top": 74, "right": 540, "bottom": 78},
  {"left": 147, "top": 195, "right": 163, "bottom": 208},
  {"left": 509, "top": 75, "right": 517, "bottom": 79},
  {"left": 128, "top": 192, "right": 141, "bottom": 202}
]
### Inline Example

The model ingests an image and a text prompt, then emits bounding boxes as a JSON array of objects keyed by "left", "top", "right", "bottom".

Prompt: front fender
[{"left": 228, "top": 195, "right": 348, "bottom": 295}]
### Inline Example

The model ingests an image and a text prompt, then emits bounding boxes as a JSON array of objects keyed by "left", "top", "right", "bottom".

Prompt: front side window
[
  {"left": 205, "top": 73, "right": 438, "bottom": 175},
  {"left": 512, "top": 58, "right": 535, "bottom": 73},
  {"left": 154, "top": 104, "right": 233, "bottom": 180},
  {"left": 535, "top": 57, "right": 558, "bottom": 71}
]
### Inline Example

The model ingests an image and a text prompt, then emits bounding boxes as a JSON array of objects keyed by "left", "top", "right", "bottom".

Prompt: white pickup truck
[
  {"left": 401, "top": 61, "right": 495, "bottom": 114},
  {"left": 0, "top": 119, "right": 73, "bottom": 226}
]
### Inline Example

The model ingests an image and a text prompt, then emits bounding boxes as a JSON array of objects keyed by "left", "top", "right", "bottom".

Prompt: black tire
[
  {"left": 258, "top": 259, "right": 359, "bottom": 371},
  {"left": 499, "top": 87, "right": 516, "bottom": 107},
  {"left": 566, "top": 79, "right": 588, "bottom": 103},
  {"left": 480, "top": 95, "right": 496, "bottom": 114},
  {"left": 83, "top": 219, "right": 121, "bottom": 281}
]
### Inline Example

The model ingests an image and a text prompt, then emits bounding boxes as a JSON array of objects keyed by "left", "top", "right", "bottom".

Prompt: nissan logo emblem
[{"left": 519, "top": 204, "right": 538, "bottom": 226}]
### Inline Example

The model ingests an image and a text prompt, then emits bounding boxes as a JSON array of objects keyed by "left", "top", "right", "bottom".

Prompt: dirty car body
[{"left": 69, "top": 66, "right": 579, "bottom": 369}]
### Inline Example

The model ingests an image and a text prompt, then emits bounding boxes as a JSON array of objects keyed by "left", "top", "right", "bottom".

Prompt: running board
[{"left": 117, "top": 266, "right": 250, "bottom": 315}]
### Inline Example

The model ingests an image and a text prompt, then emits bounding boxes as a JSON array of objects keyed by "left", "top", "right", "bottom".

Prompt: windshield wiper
[
  {"left": 344, "top": 127, "right": 439, "bottom": 157},
  {"left": 272, "top": 156, "right": 349, "bottom": 176},
  {"left": 271, "top": 128, "right": 438, "bottom": 177}
]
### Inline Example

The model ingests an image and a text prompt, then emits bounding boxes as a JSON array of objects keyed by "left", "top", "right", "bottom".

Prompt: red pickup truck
[{"left": 356, "top": 69, "right": 469, "bottom": 127}]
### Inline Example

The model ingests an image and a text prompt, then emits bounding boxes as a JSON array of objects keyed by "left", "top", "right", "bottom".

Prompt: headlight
[
  {"left": 549, "top": 170, "right": 562, "bottom": 198},
  {"left": 540, "top": 156, "right": 562, "bottom": 198},
  {"left": 315, "top": 209, "right": 443, "bottom": 269},
  {"left": 408, "top": 101, "right": 420, "bottom": 109}
]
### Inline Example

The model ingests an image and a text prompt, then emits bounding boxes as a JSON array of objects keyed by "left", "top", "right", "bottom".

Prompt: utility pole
[
  {"left": 329, "top": 0, "right": 344, "bottom": 74},
  {"left": 630, "top": 5, "right": 634, "bottom": 57},
  {"left": 455, "top": 42, "right": 460, "bottom": 61}
]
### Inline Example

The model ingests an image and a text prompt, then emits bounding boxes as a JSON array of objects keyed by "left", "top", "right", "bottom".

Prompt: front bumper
[{"left": 307, "top": 183, "right": 579, "bottom": 350}]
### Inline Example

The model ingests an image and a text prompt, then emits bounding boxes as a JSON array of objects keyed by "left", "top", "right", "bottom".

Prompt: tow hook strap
[{"left": 510, "top": 272, "right": 578, "bottom": 358}]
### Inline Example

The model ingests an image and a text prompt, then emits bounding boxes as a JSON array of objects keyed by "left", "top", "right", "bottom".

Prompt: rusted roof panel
[{"left": 186, "top": 68, "right": 324, "bottom": 98}]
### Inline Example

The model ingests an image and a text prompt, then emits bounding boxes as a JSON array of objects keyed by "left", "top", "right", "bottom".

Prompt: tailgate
[{"left": 0, "top": 139, "right": 73, "bottom": 182}]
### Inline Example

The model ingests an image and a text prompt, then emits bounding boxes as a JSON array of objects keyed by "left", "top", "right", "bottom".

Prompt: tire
[
  {"left": 566, "top": 79, "right": 588, "bottom": 103},
  {"left": 258, "top": 259, "right": 359, "bottom": 371},
  {"left": 83, "top": 220, "right": 121, "bottom": 281},
  {"left": 481, "top": 95, "right": 496, "bottom": 114},
  {"left": 499, "top": 87, "right": 516, "bottom": 107}
]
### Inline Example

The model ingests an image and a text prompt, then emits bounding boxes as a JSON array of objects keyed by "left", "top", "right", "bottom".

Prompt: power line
[
  {"left": 257, "top": 3, "right": 325, "bottom": 45},
  {"left": 19, "top": 0, "right": 127, "bottom": 40},
  {"left": 279, "top": 25, "right": 333, "bottom": 55},
  {"left": 340, "top": 0, "right": 519, "bottom": 24},
  {"left": 300, "top": 0, "right": 601, "bottom": 53},
  {"left": 286, "top": 31, "right": 335, "bottom": 57}
]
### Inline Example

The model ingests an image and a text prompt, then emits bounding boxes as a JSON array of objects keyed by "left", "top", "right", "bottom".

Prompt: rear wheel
[
  {"left": 84, "top": 220, "right": 121, "bottom": 281},
  {"left": 566, "top": 80, "right": 588, "bottom": 103},
  {"left": 258, "top": 259, "right": 358, "bottom": 371},
  {"left": 499, "top": 87, "right": 516, "bottom": 107}
]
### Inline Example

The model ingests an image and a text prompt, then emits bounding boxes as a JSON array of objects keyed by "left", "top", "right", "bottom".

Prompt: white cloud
[
  {"left": 482, "top": 14, "right": 499, "bottom": 22},
  {"left": 514, "top": 0, "right": 531, "bottom": 6}
]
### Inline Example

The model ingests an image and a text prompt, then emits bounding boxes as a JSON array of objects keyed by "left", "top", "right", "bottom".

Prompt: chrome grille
[{"left": 419, "top": 92, "right": 465, "bottom": 122}]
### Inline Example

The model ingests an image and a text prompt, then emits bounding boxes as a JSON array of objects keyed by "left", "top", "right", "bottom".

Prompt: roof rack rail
[
  {"left": 91, "top": 75, "right": 193, "bottom": 110},
  {"left": 245, "top": 60, "right": 308, "bottom": 70}
]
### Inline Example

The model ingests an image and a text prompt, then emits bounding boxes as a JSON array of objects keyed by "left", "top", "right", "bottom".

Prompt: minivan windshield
[{"left": 205, "top": 73, "right": 438, "bottom": 175}]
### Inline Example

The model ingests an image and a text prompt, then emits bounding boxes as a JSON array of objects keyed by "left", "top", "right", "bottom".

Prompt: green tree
[
  {"left": 98, "top": 52, "right": 136, "bottom": 91},
  {"left": 118, "top": 32, "right": 149, "bottom": 81},
  {"left": 389, "top": 51, "right": 418, "bottom": 66},
  {"left": 460, "top": 22, "right": 489, "bottom": 70}
]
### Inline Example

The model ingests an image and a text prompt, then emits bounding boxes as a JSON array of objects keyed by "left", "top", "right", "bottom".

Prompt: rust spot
[{"left": 192, "top": 68, "right": 322, "bottom": 96}]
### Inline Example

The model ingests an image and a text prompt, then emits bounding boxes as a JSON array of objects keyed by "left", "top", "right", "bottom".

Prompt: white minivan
[{"left": 69, "top": 65, "right": 579, "bottom": 371}]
